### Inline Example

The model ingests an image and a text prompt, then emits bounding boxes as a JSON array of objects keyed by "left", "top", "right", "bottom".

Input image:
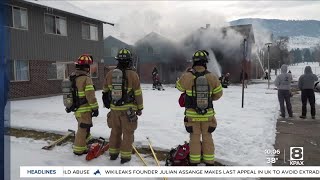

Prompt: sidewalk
[{"left": 273, "top": 93, "right": 320, "bottom": 166}]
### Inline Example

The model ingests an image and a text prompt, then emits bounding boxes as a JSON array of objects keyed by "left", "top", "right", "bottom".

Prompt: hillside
[
  {"left": 230, "top": 18, "right": 320, "bottom": 49},
  {"left": 230, "top": 18, "right": 320, "bottom": 37}
]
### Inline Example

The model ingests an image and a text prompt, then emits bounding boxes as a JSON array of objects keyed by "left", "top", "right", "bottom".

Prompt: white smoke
[
  {"left": 103, "top": 7, "right": 229, "bottom": 44},
  {"left": 100, "top": 4, "right": 272, "bottom": 77},
  {"left": 177, "top": 26, "right": 245, "bottom": 76}
]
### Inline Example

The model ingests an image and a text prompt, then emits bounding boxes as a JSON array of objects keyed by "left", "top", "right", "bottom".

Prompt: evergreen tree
[
  {"left": 303, "top": 48, "right": 312, "bottom": 63},
  {"left": 294, "top": 48, "right": 302, "bottom": 63},
  {"left": 312, "top": 45, "right": 320, "bottom": 65}
]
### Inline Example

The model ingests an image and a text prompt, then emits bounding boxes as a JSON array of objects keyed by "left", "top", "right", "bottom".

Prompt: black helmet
[
  {"left": 192, "top": 50, "right": 209, "bottom": 63},
  {"left": 115, "top": 48, "right": 132, "bottom": 62}
]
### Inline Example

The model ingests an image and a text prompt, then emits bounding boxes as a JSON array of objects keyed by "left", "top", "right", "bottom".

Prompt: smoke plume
[{"left": 103, "top": 7, "right": 272, "bottom": 78}]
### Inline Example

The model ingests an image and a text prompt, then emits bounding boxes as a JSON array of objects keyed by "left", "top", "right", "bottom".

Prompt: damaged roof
[
  {"left": 224, "top": 24, "right": 255, "bottom": 43},
  {"left": 135, "top": 32, "right": 175, "bottom": 46}
]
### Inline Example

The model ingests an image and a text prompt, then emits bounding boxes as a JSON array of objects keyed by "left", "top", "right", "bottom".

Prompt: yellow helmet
[
  {"left": 115, "top": 48, "right": 132, "bottom": 62},
  {"left": 192, "top": 50, "right": 209, "bottom": 63}
]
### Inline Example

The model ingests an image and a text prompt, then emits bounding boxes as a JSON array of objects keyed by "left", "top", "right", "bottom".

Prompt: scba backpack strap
[
  {"left": 62, "top": 74, "right": 88, "bottom": 113},
  {"left": 188, "top": 69, "right": 212, "bottom": 115},
  {"left": 111, "top": 68, "right": 134, "bottom": 106},
  {"left": 70, "top": 74, "right": 88, "bottom": 112}
]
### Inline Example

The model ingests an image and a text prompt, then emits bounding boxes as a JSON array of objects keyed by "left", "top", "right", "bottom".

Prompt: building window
[
  {"left": 47, "top": 63, "right": 66, "bottom": 80},
  {"left": 90, "top": 63, "right": 98, "bottom": 78},
  {"left": 153, "top": 47, "right": 160, "bottom": 55},
  {"left": 82, "top": 23, "right": 98, "bottom": 41},
  {"left": 10, "top": 60, "right": 30, "bottom": 81},
  {"left": 111, "top": 47, "right": 118, "bottom": 57},
  {"left": 147, "top": 46, "right": 153, "bottom": 54},
  {"left": 9, "top": 6, "right": 28, "bottom": 29},
  {"left": 45, "top": 14, "right": 67, "bottom": 36}
]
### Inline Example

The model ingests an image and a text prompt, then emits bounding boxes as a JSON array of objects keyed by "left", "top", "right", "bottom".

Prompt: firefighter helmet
[
  {"left": 192, "top": 50, "right": 209, "bottom": 63},
  {"left": 75, "top": 54, "right": 93, "bottom": 65},
  {"left": 115, "top": 48, "right": 132, "bottom": 62}
]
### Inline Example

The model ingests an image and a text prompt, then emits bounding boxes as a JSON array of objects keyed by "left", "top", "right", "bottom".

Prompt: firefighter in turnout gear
[
  {"left": 102, "top": 48, "right": 143, "bottom": 164},
  {"left": 72, "top": 54, "right": 99, "bottom": 155},
  {"left": 176, "top": 50, "right": 223, "bottom": 166}
]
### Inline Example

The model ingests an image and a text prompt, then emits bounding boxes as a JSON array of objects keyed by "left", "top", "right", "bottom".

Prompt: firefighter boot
[
  {"left": 120, "top": 158, "right": 131, "bottom": 164},
  {"left": 110, "top": 154, "right": 119, "bottom": 160},
  {"left": 189, "top": 163, "right": 199, "bottom": 166},
  {"left": 73, "top": 149, "right": 88, "bottom": 156},
  {"left": 205, "top": 163, "right": 215, "bottom": 166}
]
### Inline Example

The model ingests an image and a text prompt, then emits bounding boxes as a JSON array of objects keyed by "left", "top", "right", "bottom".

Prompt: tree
[
  {"left": 264, "top": 36, "right": 290, "bottom": 74},
  {"left": 289, "top": 49, "right": 295, "bottom": 65},
  {"left": 312, "top": 45, "right": 320, "bottom": 66},
  {"left": 294, "top": 48, "right": 303, "bottom": 64},
  {"left": 303, "top": 48, "right": 312, "bottom": 63}
]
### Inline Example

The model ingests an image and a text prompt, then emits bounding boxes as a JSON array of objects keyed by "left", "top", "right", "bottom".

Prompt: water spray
[{"left": 207, "top": 49, "right": 222, "bottom": 77}]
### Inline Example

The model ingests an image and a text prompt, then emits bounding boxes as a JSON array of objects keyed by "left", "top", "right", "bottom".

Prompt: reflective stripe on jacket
[
  {"left": 74, "top": 70, "right": 99, "bottom": 114},
  {"left": 176, "top": 66, "right": 223, "bottom": 121},
  {"left": 103, "top": 69, "right": 143, "bottom": 111}
]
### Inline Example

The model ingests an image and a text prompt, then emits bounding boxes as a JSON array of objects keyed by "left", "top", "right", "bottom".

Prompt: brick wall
[{"left": 10, "top": 60, "right": 105, "bottom": 99}]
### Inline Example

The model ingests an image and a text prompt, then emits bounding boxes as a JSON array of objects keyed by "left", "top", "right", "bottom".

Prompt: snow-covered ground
[
  {"left": 9, "top": 83, "right": 279, "bottom": 167},
  {"left": 9, "top": 136, "right": 162, "bottom": 180},
  {"left": 10, "top": 137, "right": 249, "bottom": 180},
  {"left": 8, "top": 62, "right": 320, "bottom": 179},
  {"left": 287, "top": 62, "right": 320, "bottom": 81},
  {"left": 286, "top": 62, "right": 320, "bottom": 104}
]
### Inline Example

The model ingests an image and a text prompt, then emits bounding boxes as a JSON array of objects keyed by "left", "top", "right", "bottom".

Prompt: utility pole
[
  {"left": 242, "top": 38, "right": 247, "bottom": 108},
  {"left": 256, "top": 58, "right": 258, "bottom": 79},
  {"left": 265, "top": 43, "right": 272, "bottom": 89}
]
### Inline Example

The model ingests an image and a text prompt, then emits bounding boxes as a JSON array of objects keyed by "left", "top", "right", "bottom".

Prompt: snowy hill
[
  {"left": 288, "top": 36, "right": 320, "bottom": 49},
  {"left": 230, "top": 18, "right": 320, "bottom": 49},
  {"left": 230, "top": 19, "right": 320, "bottom": 38}
]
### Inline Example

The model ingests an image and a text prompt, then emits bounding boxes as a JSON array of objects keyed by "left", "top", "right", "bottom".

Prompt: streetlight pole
[
  {"left": 265, "top": 43, "right": 272, "bottom": 89},
  {"left": 242, "top": 38, "right": 247, "bottom": 108}
]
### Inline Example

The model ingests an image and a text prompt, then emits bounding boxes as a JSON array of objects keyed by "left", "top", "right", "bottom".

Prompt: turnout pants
[
  {"left": 184, "top": 116, "right": 217, "bottom": 165},
  {"left": 301, "top": 89, "right": 316, "bottom": 117},
  {"left": 243, "top": 80, "right": 248, "bottom": 88},
  {"left": 278, "top": 90, "right": 293, "bottom": 117},
  {"left": 107, "top": 110, "right": 138, "bottom": 160},
  {"left": 73, "top": 112, "right": 93, "bottom": 154}
]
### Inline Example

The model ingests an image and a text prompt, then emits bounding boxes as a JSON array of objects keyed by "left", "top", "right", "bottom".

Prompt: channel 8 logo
[{"left": 290, "top": 147, "right": 303, "bottom": 161}]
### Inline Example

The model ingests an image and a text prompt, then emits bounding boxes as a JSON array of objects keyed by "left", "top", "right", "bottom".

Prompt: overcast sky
[{"left": 68, "top": 1, "right": 320, "bottom": 43}]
